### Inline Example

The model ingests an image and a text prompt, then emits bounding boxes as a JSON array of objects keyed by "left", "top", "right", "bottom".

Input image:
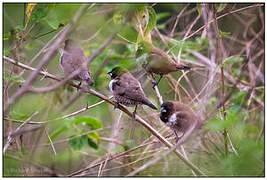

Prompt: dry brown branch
[
  {"left": 4, "top": 111, "right": 39, "bottom": 154},
  {"left": 4, "top": 57, "right": 205, "bottom": 176},
  {"left": 170, "top": 4, "right": 189, "bottom": 37},
  {"left": 45, "top": 128, "right": 57, "bottom": 155},
  {"left": 185, "top": 4, "right": 263, "bottom": 40},
  {"left": 5, "top": 4, "right": 91, "bottom": 113}
]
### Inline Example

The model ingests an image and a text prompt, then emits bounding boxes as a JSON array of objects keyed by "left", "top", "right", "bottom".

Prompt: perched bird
[
  {"left": 60, "top": 39, "right": 94, "bottom": 88},
  {"left": 160, "top": 101, "right": 199, "bottom": 144},
  {"left": 108, "top": 66, "right": 157, "bottom": 117},
  {"left": 136, "top": 41, "right": 191, "bottom": 87}
]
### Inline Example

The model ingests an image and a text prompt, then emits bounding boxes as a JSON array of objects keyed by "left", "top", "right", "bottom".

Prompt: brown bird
[
  {"left": 160, "top": 101, "right": 199, "bottom": 144},
  {"left": 108, "top": 66, "right": 157, "bottom": 117},
  {"left": 60, "top": 39, "right": 94, "bottom": 88},
  {"left": 136, "top": 41, "right": 191, "bottom": 87}
]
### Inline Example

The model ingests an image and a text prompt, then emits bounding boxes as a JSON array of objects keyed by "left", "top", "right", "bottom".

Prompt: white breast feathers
[{"left": 109, "top": 79, "right": 118, "bottom": 92}]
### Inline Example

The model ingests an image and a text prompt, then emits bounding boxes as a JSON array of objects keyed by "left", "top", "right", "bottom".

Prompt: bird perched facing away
[
  {"left": 60, "top": 39, "right": 94, "bottom": 88},
  {"left": 136, "top": 41, "right": 191, "bottom": 87},
  {"left": 160, "top": 101, "right": 199, "bottom": 145},
  {"left": 108, "top": 66, "right": 157, "bottom": 117}
]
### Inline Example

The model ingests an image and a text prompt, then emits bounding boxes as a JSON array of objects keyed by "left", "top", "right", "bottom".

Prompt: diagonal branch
[
  {"left": 5, "top": 4, "right": 91, "bottom": 113},
  {"left": 4, "top": 56, "right": 206, "bottom": 176}
]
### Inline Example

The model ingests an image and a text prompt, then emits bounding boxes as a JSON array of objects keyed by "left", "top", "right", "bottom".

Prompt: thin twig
[
  {"left": 4, "top": 111, "right": 39, "bottom": 154},
  {"left": 212, "top": 4, "right": 229, "bottom": 155},
  {"left": 170, "top": 4, "right": 189, "bottom": 37},
  {"left": 149, "top": 74, "right": 163, "bottom": 105},
  {"left": 5, "top": 4, "right": 91, "bottom": 113},
  {"left": 185, "top": 4, "right": 263, "bottom": 40},
  {"left": 45, "top": 128, "right": 57, "bottom": 155},
  {"left": 5, "top": 56, "right": 206, "bottom": 177}
]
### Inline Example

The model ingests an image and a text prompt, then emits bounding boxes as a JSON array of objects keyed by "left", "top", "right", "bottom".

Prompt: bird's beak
[{"left": 107, "top": 72, "right": 112, "bottom": 77}]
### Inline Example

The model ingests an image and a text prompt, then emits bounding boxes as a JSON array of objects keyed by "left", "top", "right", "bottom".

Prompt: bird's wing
[{"left": 113, "top": 73, "right": 146, "bottom": 102}]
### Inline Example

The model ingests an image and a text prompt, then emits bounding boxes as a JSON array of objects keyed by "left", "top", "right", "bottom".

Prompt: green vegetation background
[{"left": 3, "top": 3, "right": 264, "bottom": 177}]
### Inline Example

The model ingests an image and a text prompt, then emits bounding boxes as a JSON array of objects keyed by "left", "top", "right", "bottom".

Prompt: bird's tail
[
  {"left": 142, "top": 99, "right": 157, "bottom": 110},
  {"left": 175, "top": 64, "right": 191, "bottom": 71}
]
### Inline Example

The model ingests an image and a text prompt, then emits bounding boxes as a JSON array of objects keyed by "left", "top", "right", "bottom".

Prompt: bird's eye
[
  {"left": 160, "top": 107, "right": 167, "bottom": 113},
  {"left": 108, "top": 72, "right": 112, "bottom": 76}
]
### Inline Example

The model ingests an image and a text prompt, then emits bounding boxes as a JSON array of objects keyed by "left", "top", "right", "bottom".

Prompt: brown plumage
[
  {"left": 145, "top": 45, "right": 191, "bottom": 75},
  {"left": 60, "top": 39, "right": 93, "bottom": 87},
  {"left": 136, "top": 41, "right": 191, "bottom": 87},
  {"left": 160, "top": 101, "right": 199, "bottom": 144},
  {"left": 108, "top": 66, "right": 157, "bottom": 117}
]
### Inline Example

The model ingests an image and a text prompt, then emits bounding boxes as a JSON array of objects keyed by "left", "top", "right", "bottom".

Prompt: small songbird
[
  {"left": 160, "top": 101, "right": 199, "bottom": 144},
  {"left": 136, "top": 41, "right": 191, "bottom": 87},
  {"left": 60, "top": 39, "right": 94, "bottom": 88},
  {"left": 108, "top": 66, "right": 157, "bottom": 117}
]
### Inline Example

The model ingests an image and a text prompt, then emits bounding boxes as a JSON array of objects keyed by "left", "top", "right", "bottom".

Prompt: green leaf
[
  {"left": 197, "top": 4, "right": 202, "bottom": 15},
  {"left": 221, "top": 139, "right": 264, "bottom": 176},
  {"left": 4, "top": 48, "right": 11, "bottom": 56},
  {"left": 10, "top": 76, "right": 25, "bottom": 83},
  {"left": 87, "top": 132, "right": 100, "bottom": 150},
  {"left": 30, "top": 6, "right": 49, "bottom": 23},
  {"left": 69, "top": 135, "right": 88, "bottom": 150},
  {"left": 73, "top": 116, "right": 102, "bottom": 130},
  {"left": 216, "top": 4, "right": 227, "bottom": 12},
  {"left": 49, "top": 126, "right": 67, "bottom": 141},
  {"left": 3, "top": 72, "right": 25, "bottom": 83},
  {"left": 157, "top": 23, "right": 166, "bottom": 30},
  {"left": 223, "top": 56, "right": 244, "bottom": 64},
  {"left": 205, "top": 116, "right": 225, "bottom": 131},
  {"left": 87, "top": 137, "right": 98, "bottom": 150},
  {"left": 113, "top": 13, "right": 123, "bottom": 25},
  {"left": 50, "top": 118, "right": 73, "bottom": 140},
  {"left": 15, "top": 25, "right": 24, "bottom": 31},
  {"left": 3, "top": 72, "right": 10, "bottom": 81},
  {"left": 219, "top": 30, "right": 231, "bottom": 36},
  {"left": 9, "top": 110, "right": 31, "bottom": 120},
  {"left": 156, "top": 12, "right": 170, "bottom": 21},
  {"left": 118, "top": 25, "right": 138, "bottom": 43},
  {"left": 205, "top": 105, "right": 244, "bottom": 131},
  {"left": 45, "top": 14, "right": 60, "bottom": 29},
  {"left": 3, "top": 32, "right": 11, "bottom": 40},
  {"left": 125, "top": 139, "right": 135, "bottom": 149},
  {"left": 146, "top": 6, "right": 157, "bottom": 33}
]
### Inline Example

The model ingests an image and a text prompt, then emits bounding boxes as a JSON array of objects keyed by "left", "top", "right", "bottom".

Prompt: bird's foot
[
  {"left": 113, "top": 102, "right": 120, "bottom": 110},
  {"left": 132, "top": 111, "right": 136, "bottom": 119},
  {"left": 175, "top": 137, "right": 180, "bottom": 144},
  {"left": 152, "top": 81, "right": 158, "bottom": 89},
  {"left": 77, "top": 82, "right": 82, "bottom": 91},
  {"left": 132, "top": 105, "right": 138, "bottom": 119},
  {"left": 174, "top": 131, "right": 180, "bottom": 144}
]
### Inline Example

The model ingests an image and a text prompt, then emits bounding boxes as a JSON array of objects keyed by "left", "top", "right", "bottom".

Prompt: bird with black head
[
  {"left": 108, "top": 66, "right": 157, "bottom": 118},
  {"left": 160, "top": 101, "right": 199, "bottom": 144}
]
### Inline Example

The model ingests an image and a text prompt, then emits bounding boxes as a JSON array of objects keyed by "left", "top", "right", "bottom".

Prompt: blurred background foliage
[{"left": 3, "top": 3, "right": 264, "bottom": 177}]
